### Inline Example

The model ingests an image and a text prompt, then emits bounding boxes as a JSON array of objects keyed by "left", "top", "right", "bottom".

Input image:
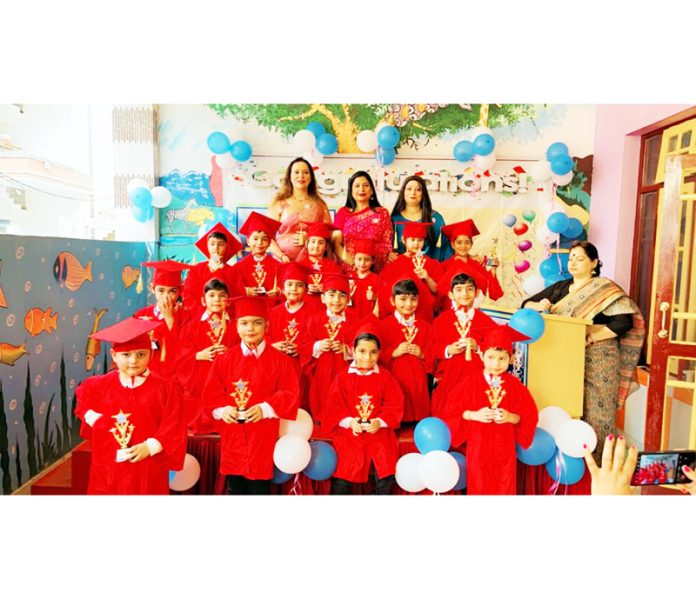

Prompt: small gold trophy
[
  {"left": 485, "top": 377, "right": 506, "bottom": 412},
  {"left": 356, "top": 392, "right": 375, "bottom": 431},
  {"left": 455, "top": 319, "right": 473, "bottom": 361},
  {"left": 110, "top": 410, "right": 135, "bottom": 462},
  {"left": 310, "top": 262, "right": 323, "bottom": 289},
  {"left": 207, "top": 316, "right": 226, "bottom": 347},
  {"left": 412, "top": 250, "right": 426, "bottom": 271},
  {"left": 297, "top": 222, "right": 307, "bottom": 247},
  {"left": 348, "top": 278, "right": 357, "bottom": 305},
  {"left": 231, "top": 378, "right": 252, "bottom": 423},
  {"left": 283, "top": 318, "right": 300, "bottom": 344},
  {"left": 324, "top": 318, "right": 342, "bottom": 341},
  {"left": 402, "top": 324, "right": 418, "bottom": 344},
  {"left": 486, "top": 237, "right": 498, "bottom": 269},
  {"left": 253, "top": 263, "right": 267, "bottom": 294}
]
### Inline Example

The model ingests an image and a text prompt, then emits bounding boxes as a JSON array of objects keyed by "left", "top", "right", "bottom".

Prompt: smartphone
[{"left": 630, "top": 450, "right": 696, "bottom": 486}]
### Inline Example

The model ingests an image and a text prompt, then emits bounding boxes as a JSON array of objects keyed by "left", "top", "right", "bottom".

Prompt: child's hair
[
  {"left": 484, "top": 346, "right": 510, "bottom": 355},
  {"left": 204, "top": 278, "right": 229, "bottom": 294},
  {"left": 208, "top": 231, "right": 228, "bottom": 243},
  {"left": 354, "top": 332, "right": 381, "bottom": 350},
  {"left": 323, "top": 286, "right": 347, "bottom": 295},
  {"left": 392, "top": 279, "right": 419, "bottom": 297},
  {"left": 451, "top": 273, "right": 477, "bottom": 291}
]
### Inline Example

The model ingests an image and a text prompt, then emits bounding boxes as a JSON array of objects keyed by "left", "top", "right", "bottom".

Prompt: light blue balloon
[
  {"left": 131, "top": 202, "right": 152, "bottom": 223},
  {"left": 449, "top": 451, "right": 467, "bottom": 490},
  {"left": 316, "top": 133, "right": 338, "bottom": 156},
  {"left": 168, "top": 470, "right": 177, "bottom": 484},
  {"left": 473, "top": 133, "right": 495, "bottom": 156},
  {"left": 544, "top": 448, "right": 585, "bottom": 485},
  {"left": 306, "top": 121, "right": 326, "bottom": 140},
  {"left": 230, "top": 140, "right": 252, "bottom": 162},
  {"left": 516, "top": 428, "right": 556, "bottom": 466},
  {"left": 414, "top": 417, "right": 452, "bottom": 454},
  {"left": 546, "top": 142, "right": 569, "bottom": 161},
  {"left": 272, "top": 465, "right": 293, "bottom": 485},
  {"left": 544, "top": 272, "right": 571, "bottom": 286},
  {"left": 453, "top": 140, "right": 475, "bottom": 162},
  {"left": 551, "top": 155, "right": 574, "bottom": 176},
  {"left": 509, "top": 308, "right": 545, "bottom": 343},
  {"left": 129, "top": 187, "right": 152, "bottom": 209},
  {"left": 563, "top": 217, "right": 584, "bottom": 239},
  {"left": 303, "top": 441, "right": 338, "bottom": 481},
  {"left": 377, "top": 125, "right": 400, "bottom": 149},
  {"left": 207, "top": 131, "right": 231, "bottom": 154},
  {"left": 502, "top": 214, "right": 517, "bottom": 228},
  {"left": 546, "top": 212, "right": 570, "bottom": 234},
  {"left": 377, "top": 146, "right": 396, "bottom": 166},
  {"left": 539, "top": 256, "right": 559, "bottom": 278}
]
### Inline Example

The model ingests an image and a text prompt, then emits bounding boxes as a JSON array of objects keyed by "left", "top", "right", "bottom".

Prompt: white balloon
[
  {"left": 215, "top": 152, "right": 236, "bottom": 170},
  {"left": 554, "top": 419, "right": 598, "bottom": 458},
  {"left": 126, "top": 178, "right": 148, "bottom": 194},
  {"left": 536, "top": 224, "right": 557, "bottom": 247},
  {"left": 552, "top": 171, "right": 574, "bottom": 186},
  {"left": 293, "top": 129, "right": 316, "bottom": 153},
  {"left": 278, "top": 408, "right": 314, "bottom": 441},
  {"left": 530, "top": 160, "right": 552, "bottom": 183},
  {"left": 303, "top": 148, "right": 323, "bottom": 167},
  {"left": 474, "top": 152, "right": 496, "bottom": 172},
  {"left": 523, "top": 274, "right": 546, "bottom": 296},
  {"left": 538, "top": 406, "right": 572, "bottom": 440},
  {"left": 150, "top": 186, "right": 173, "bottom": 209},
  {"left": 273, "top": 435, "right": 312, "bottom": 474},
  {"left": 418, "top": 450, "right": 459, "bottom": 493},
  {"left": 169, "top": 454, "right": 201, "bottom": 492},
  {"left": 356, "top": 130, "right": 378, "bottom": 153},
  {"left": 395, "top": 453, "right": 426, "bottom": 493}
]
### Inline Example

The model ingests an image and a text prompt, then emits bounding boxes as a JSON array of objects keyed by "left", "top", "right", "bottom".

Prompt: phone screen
[{"left": 630, "top": 451, "right": 696, "bottom": 486}]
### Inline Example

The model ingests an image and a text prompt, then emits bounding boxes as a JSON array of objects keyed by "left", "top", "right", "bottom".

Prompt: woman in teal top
[{"left": 389, "top": 175, "right": 451, "bottom": 262}]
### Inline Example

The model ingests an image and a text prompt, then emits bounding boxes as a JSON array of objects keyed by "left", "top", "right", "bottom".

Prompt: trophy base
[
  {"left": 360, "top": 421, "right": 371, "bottom": 431},
  {"left": 256, "top": 288, "right": 266, "bottom": 295},
  {"left": 236, "top": 410, "right": 247, "bottom": 424},
  {"left": 115, "top": 448, "right": 130, "bottom": 462}
]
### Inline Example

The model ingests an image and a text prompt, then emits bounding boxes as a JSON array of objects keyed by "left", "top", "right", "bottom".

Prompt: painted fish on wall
[
  {"left": 24, "top": 307, "right": 59, "bottom": 337},
  {"left": 53, "top": 252, "right": 93, "bottom": 292},
  {"left": 84, "top": 307, "right": 109, "bottom": 371},
  {"left": 0, "top": 342, "right": 29, "bottom": 367}
]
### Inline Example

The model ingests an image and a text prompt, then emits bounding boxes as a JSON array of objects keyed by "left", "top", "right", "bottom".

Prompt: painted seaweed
[
  {"left": 22, "top": 364, "right": 38, "bottom": 477},
  {"left": 59, "top": 354, "right": 69, "bottom": 453},
  {"left": 0, "top": 381, "right": 11, "bottom": 495},
  {"left": 14, "top": 440, "right": 22, "bottom": 488}
]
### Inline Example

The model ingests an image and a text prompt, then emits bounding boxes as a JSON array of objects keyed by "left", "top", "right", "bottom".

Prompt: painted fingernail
[
  {"left": 608, "top": 434, "right": 614, "bottom": 441},
  {"left": 683, "top": 465, "right": 692, "bottom": 472},
  {"left": 618, "top": 435, "right": 624, "bottom": 441},
  {"left": 582, "top": 444, "right": 587, "bottom": 449}
]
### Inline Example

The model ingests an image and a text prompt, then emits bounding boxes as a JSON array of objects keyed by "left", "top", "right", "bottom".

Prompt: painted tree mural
[{"left": 208, "top": 104, "right": 538, "bottom": 153}]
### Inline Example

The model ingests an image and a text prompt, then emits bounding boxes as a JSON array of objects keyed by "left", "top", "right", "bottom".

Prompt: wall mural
[{"left": 0, "top": 236, "right": 151, "bottom": 494}]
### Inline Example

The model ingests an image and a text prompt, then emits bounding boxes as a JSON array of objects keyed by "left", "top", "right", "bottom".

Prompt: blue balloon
[
  {"left": 563, "top": 217, "right": 584, "bottom": 239},
  {"left": 546, "top": 212, "right": 570, "bottom": 234},
  {"left": 414, "top": 417, "right": 452, "bottom": 454},
  {"left": 306, "top": 121, "right": 326, "bottom": 140},
  {"left": 546, "top": 142, "right": 569, "bottom": 161},
  {"left": 207, "top": 131, "right": 230, "bottom": 154},
  {"left": 509, "top": 308, "right": 545, "bottom": 343},
  {"left": 453, "top": 140, "right": 475, "bottom": 162},
  {"left": 316, "top": 133, "right": 338, "bottom": 156},
  {"left": 168, "top": 470, "right": 177, "bottom": 484},
  {"left": 449, "top": 451, "right": 467, "bottom": 491},
  {"left": 230, "top": 140, "right": 252, "bottom": 162},
  {"left": 473, "top": 133, "right": 495, "bottom": 156},
  {"left": 544, "top": 272, "right": 571, "bottom": 287},
  {"left": 550, "top": 155, "right": 574, "bottom": 176},
  {"left": 502, "top": 214, "right": 517, "bottom": 227},
  {"left": 377, "top": 125, "right": 400, "bottom": 149},
  {"left": 131, "top": 202, "right": 153, "bottom": 223},
  {"left": 539, "top": 256, "right": 560, "bottom": 278},
  {"left": 516, "top": 428, "right": 556, "bottom": 466},
  {"left": 129, "top": 187, "right": 152, "bottom": 209},
  {"left": 376, "top": 146, "right": 396, "bottom": 166},
  {"left": 272, "top": 465, "right": 293, "bottom": 485},
  {"left": 304, "top": 441, "right": 338, "bottom": 481},
  {"left": 544, "top": 448, "right": 585, "bottom": 485}
]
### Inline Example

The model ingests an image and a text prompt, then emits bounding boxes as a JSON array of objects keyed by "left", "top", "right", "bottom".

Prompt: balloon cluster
[
  {"left": 529, "top": 141, "right": 575, "bottom": 186},
  {"left": 207, "top": 131, "right": 253, "bottom": 163},
  {"left": 501, "top": 211, "right": 536, "bottom": 275},
  {"left": 452, "top": 127, "right": 497, "bottom": 173},
  {"left": 516, "top": 405, "right": 597, "bottom": 487},
  {"left": 395, "top": 418, "right": 465, "bottom": 493},
  {"left": 292, "top": 121, "right": 339, "bottom": 168},
  {"left": 168, "top": 453, "right": 201, "bottom": 491},
  {"left": 355, "top": 123, "right": 400, "bottom": 166},
  {"left": 127, "top": 178, "right": 173, "bottom": 222},
  {"left": 272, "top": 409, "right": 338, "bottom": 484}
]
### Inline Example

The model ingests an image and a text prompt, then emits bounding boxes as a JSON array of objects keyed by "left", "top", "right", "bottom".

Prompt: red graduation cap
[
  {"left": 352, "top": 238, "right": 376, "bottom": 257},
  {"left": 479, "top": 323, "right": 531, "bottom": 355},
  {"left": 195, "top": 222, "right": 243, "bottom": 263},
  {"left": 321, "top": 273, "right": 351, "bottom": 294},
  {"left": 239, "top": 211, "right": 281, "bottom": 239},
  {"left": 441, "top": 219, "right": 480, "bottom": 241},
  {"left": 90, "top": 317, "right": 163, "bottom": 353},
  {"left": 395, "top": 221, "right": 432, "bottom": 240},
  {"left": 351, "top": 313, "right": 384, "bottom": 346},
  {"left": 436, "top": 262, "right": 487, "bottom": 299},
  {"left": 230, "top": 296, "right": 269, "bottom": 320},
  {"left": 280, "top": 262, "right": 309, "bottom": 285},
  {"left": 303, "top": 221, "right": 338, "bottom": 240},
  {"left": 141, "top": 260, "right": 190, "bottom": 287}
]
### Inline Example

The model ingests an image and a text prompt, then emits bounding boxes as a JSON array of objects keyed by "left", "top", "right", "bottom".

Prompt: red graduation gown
[
  {"left": 440, "top": 255, "right": 503, "bottom": 301},
  {"left": 132, "top": 304, "right": 189, "bottom": 378},
  {"left": 326, "top": 368, "right": 404, "bottom": 483},
  {"left": 441, "top": 371, "right": 538, "bottom": 495},
  {"left": 348, "top": 271, "right": 384, "bottom": 319},
  {"left": 182, "top": 262, "right": 243, "bottom": 319},
  {"left": 232, "top": 253, "right": 283, "bottom": 309},
  {"left": 75, "top": 370, "right": 186, "bottom": 495},
  {"left": 379, "top": 254, "right": 443, "bottom": 321},
  {"left": 431, "top": 308, "right": 497, "bottom": 418},
  {"left": 296, "top": 256, "right": 342, "bottom": 311},
  {"left": 380, "top": 314, "right": 435, "bottom": 422},
  {"left": 203, "top": 344, "right": 300, "bottom": 480}
]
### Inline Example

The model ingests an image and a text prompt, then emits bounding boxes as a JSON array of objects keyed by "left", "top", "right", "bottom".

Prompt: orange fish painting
[
  {"left": 121, "top": 266, "right": 141, "bottom": 289},
  {"left": 53, "top": 252, "right": 93, "bottom": 291},
  {"left": 24, "top": 307, "right": 59, "bottom": 337},
  {"left": 0, "top": 259, "right": 7, "bottom": 309},
  {"left": 85, "top": 307, "right": 108, "bottom": 371},
  {"left": 0, "top": 342, "right": 29, "bottom": 367}
]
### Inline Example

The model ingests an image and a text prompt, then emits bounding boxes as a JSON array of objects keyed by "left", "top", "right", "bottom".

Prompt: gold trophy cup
[
  {"left": 231, "top": 379, "right": 252, "bottom": 423},
  {"left": 110, "top": 410, "right": 135, "bottom": 462},
  {"left": 356, "top": 393, "right": 375, "bottom": 431}
]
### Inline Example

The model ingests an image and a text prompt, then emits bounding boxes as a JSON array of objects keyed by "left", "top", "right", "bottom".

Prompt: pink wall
[{"left": 589, "top": 104, "right": 694, "bottom": 290}]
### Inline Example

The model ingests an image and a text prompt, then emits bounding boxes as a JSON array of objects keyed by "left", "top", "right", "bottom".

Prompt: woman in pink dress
[
  {"left": 332, "top": 171, "right": 393, "bottom": 273},
  {"left": 267, "top": 157, "right": 332, "bottom": 262}
]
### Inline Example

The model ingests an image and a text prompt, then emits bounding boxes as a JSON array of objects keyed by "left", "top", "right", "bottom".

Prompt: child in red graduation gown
[
  {"left": 441, "top": 324, "right": 538, "bottom": 495},
  {"left": 175, "top": 278, "right": 240, "bottom": 433},
  {"left": 440, "top": 219, "right": 503, "bottom": 302},
  {"left": 431, "top": 266, "right": 497, "bottom": 419},
  {"left": 74, "top": 318, "right": 186, "bottom": 495},
  {"left": 203, "top": 297, "right": 300, "bottom": 494},
  {"left": 380, "top": 221, "right": 442, "bottom": 321},
  {"left": 347, "top": 238, "right": 384, "bottom": 319},
  {"left": 380, "top": 278, "right": 435, "bottom": 423},
  {"left": 295, "top": 222, "right": 342, "bottom": 310},
  {"left": 133, "top": 260, "right": 190, "bottom": 378},
  {"left": 234, "top": 211, "right": 284, "bottom": 308},
  {"left": 182, "top": 222, "right": 244, "bottom": 319},
  {"left": 326, "top": 319, "right": 404, "bottom": 494}
]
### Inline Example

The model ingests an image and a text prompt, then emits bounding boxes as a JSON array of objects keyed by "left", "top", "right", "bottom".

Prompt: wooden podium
[{"left": 482, "top": 307, "right": 590, "bottom": 418}]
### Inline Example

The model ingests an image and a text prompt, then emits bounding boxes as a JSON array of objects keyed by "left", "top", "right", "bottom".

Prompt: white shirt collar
[
  {"left": 285, "top": 301, "right": 304, "bottom": 313},
  {"left": 483, "top": 370, "right": 503, "bottom": 387},
  {"left": 241, "top": 339, "right": 266, "bottom": 358},
  {"left": 394, "top": 311, "right": 416, "bottom": 327},
  {"left": 201, "top": 310, "right": 230, "bottom": 322},
  {"left": 347, "top": 360, "right": 380, "bottom": 376},
  {"left": 454, "top": 305, "right": 475, "bottom": 321},
  {"left": 326, "top": 309, "right": 347, "bottom": 323},
  {"left": 118, "top": 369, "right": 150, "bottom": 389}
]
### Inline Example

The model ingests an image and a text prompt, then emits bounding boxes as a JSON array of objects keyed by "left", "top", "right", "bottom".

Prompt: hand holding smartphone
[{"left": 630, "top": 450, "right": 696, "bottom": 486}]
